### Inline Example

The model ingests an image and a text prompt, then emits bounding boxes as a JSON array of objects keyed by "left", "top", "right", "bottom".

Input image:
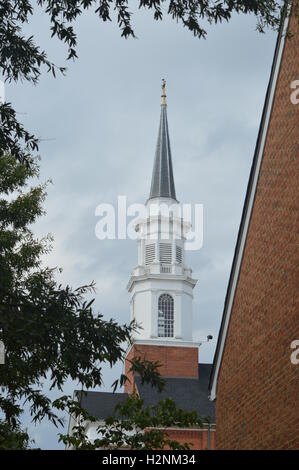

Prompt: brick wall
[
  {"left": 216, "top": 9, "right": 299, "bottom": 449},
  {"left": 125, "top": 344, "right": 198, "bottom": 393},
  {"left": 161, "top": 428, "right": 216, "bottom": 450},
  {"left": 125, "top": 344, "right": 213, "bottom": 449}
]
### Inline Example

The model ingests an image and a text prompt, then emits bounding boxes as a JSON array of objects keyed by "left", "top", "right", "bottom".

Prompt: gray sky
[{"left": 7, "top": 5, "right": 276, "bottom": 449}]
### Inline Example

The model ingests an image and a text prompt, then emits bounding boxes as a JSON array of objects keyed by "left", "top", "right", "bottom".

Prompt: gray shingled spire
[{"left": 149, "top": 81, "right": 177, "bottom": 201}]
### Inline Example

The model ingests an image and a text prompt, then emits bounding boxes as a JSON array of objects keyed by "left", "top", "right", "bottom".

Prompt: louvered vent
[
  {"left": 159, "top": 243, "right": 172, "bottom": 264},
  {"left": 145, "top": 244, "right": 155, "bottom": 265},
  {"left": 176, "top": 245, "right": 183, "bottom": 264}
]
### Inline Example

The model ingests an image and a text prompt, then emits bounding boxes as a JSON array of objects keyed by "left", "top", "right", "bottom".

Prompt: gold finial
[{"left": 161, "top": 78, "right": 166, "bottom": 105}]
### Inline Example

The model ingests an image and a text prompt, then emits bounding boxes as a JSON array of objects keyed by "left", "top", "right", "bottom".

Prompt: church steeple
[
  {"left": 149, "top": 80, "right": 177, "bottom": 201},
  {"left": 127, "top": 81, "right": 197, "bottom": 351}
]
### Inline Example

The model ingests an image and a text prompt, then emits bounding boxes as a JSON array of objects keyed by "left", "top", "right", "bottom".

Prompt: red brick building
[
  {"left": 125, "top": 345, "right": 215, "bottom": 450},
  {"left": 209, "top": 4, "right": 299, "bottom": 449}
]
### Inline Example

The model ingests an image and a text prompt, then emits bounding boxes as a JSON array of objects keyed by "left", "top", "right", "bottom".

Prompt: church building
[{"left": 69, "top": 81, "right": 215, "bottom": 450}]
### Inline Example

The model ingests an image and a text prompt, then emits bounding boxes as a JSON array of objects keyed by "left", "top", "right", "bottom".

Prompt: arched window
[{"left": 158, "top": 294, "right": 174, "bottom": 338}]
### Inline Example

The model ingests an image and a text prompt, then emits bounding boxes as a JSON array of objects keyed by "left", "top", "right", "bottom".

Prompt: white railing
[{"left": 161, "top": 265, "right": 172, "bottom": 274}]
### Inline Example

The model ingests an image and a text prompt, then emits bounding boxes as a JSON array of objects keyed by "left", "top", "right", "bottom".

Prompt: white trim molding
[{"left": 127, "top": 339, "right": 200, "bottom": 355}]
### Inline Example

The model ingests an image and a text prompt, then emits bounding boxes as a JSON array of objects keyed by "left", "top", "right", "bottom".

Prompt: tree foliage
[
  {"left": 0, "top": 152, "right": 165, "bottom": 448},
  {"left": 0, "top": 420, "right": 30, "bottom": 449}
]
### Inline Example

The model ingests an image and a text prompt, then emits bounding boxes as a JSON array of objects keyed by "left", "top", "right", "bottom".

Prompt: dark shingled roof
[
  {"left": 135, "top": 363, "right": 215, "bottom": 423},
  {"left": 75, "top": 391, "right": 129, "bottom": 420},
  {"left": 149, "top": 104, "right": 177, "bottom": 201},
  {"left": 75, "top": 365, "right": 215, "bottom": 423}
]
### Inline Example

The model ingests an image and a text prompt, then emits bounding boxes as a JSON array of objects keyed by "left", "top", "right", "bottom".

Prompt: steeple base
[{"left": 124, "top": 342, "right": 199, "bottom": 393}]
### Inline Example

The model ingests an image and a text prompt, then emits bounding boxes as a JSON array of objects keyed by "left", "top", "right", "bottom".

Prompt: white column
[
  {"left": 174, "top": 293, "right": 183, "bottom": 339},
  {"left": 130, "top": 297, "right": 134, "bottom": 322},
  {"left": 150, "top": 291, "right": 158, "bottom": 338},
  {"left": 172, "top": 237, "right": 176, "bottom": 274}
]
